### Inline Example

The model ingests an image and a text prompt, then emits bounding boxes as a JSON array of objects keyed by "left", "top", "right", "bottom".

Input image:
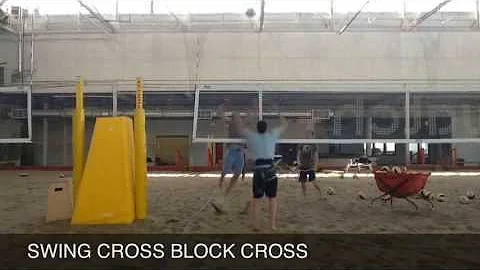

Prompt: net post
[
  {"left": 134, "top": 77, "right": 147, "bottom": 220},
  {"left": 72, "top": 76, "right": 85, "bottom": 205}
]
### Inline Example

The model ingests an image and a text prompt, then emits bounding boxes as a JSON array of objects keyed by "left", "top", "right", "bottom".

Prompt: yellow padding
[
  {"left": 71, "top": 117, "right": 136, "bottom": 225},
  {"left": 134, "top": 109, "right": 147, "bottom": 220}
]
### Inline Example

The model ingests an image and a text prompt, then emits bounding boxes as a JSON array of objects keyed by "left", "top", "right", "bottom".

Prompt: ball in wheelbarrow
[
  {"left": 466, "top": 191, "right": 475, "bottom": 200},
  {"left": 392, "top": 166, "right": 402, "bottom": 173},
  {"left": 459, "top": 195, "right": 473, "bottom": 204},
  {"left": 326, "top": 187, "right": 335, "bottom": 195},
  {"left": 380, "top": 166, "right": 390, "bottom": 172}
]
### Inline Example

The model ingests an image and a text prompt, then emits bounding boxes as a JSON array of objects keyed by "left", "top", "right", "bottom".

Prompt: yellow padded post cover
[{"left": 71, "top": 117, "right": 136, "bottom": 225}]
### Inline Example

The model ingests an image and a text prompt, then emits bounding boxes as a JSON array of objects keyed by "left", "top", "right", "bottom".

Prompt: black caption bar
[{"left": 0, "top": 234, "right": 479, "bottom": 269}]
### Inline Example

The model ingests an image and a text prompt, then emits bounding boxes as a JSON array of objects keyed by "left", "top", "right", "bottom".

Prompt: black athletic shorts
[
  {"left": 299, "top": 169, "right": 316, "bottom": 182},
  {"left": 253, "top": 159, "right": 278, "bottom": 199}
]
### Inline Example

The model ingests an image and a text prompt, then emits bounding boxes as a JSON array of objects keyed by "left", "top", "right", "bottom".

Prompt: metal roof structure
[{"left": 2, "top": 0, "right": 480, "bottom": 34}]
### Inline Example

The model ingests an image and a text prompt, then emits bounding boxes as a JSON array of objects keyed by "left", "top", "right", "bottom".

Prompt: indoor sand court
[
  {"left": 1, "top": 0, "right": 480, "bottom": 236},
  {"left": 0, "top": 171, "right": 478, "bottom": 234}
]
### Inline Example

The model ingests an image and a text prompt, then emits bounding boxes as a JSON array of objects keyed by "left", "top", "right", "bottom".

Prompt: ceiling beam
[
  {"left": 77, "top": 0, "right": 115, "bottom": 33},
  {"left": 258, "top": 0, "right": 265, "bottom": 32},
  {"left": 407, "top": 0, "right": 453, "bottom": 31},
  {"left": 337, "top": 0, "right": 370, "bottom": 35}
]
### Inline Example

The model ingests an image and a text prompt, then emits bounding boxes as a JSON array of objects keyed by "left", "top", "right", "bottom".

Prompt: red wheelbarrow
[{"left": 370, "top": 170, "right": 433, "bottom": 211}]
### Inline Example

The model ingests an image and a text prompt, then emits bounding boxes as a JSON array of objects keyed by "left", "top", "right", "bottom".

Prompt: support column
[
  {"left": 405, "top": 87, "right": 410, "bottom": 165},
  {"left": 355, "top": 98, "right": 363, "bottom": 137},
  {"left": 330, "top": 0, "right": 335, "bottom": 31},
  {"left": 366, "top": 116, "right": 373, "bottom": 156},
  {"left": 476, "top": 0, "right": 480, "bottom": 28},
  {"left": 42, "top": 102, "right": 48, "bottom": 166},
  {"left": 112, "top": 83, "right": 118, "bottom": 116},
  {"left": 115, "top": 0, "right": 119, "bottom": 21},
  {"left": 258, "top": 90, "right": 263, "bottom": 121}
]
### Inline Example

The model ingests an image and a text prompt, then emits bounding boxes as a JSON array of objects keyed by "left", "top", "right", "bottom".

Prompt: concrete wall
[
  {"left": 28, "top": 32, "right": 480, "bottom": 82},
  {"left": 0, "top": 33, "right": 18, "bottom": 85},
  {"left": 22, "top": 31, "right": 480, "bottom": 166}
]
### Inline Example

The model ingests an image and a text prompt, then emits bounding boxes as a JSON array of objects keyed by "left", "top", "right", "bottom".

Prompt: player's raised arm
[
  {"left": 215, "top": 104, "right": 228, "bottom": 121},
  {"left": 233, "top": 113, "right": 250, "bottom": 137},
  {"left": 277, "top": 116, "right": 289, "bottom": 135}
]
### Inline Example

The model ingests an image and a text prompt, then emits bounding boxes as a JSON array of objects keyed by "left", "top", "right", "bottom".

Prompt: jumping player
[
  {"left": 217, "top": 112, "right": 246, "bottom": 197},
  {"left": 297, "top": 130, "right": 323, "bottom": 198},
  {"left": 210, "top": 107, "right": 247, "bottom": 214},
  {"left": 237, "top": 116, "right": 288, "bottom": 231}
]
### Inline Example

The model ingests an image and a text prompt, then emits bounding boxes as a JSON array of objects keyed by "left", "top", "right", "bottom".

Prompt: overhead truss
[
  {"left": 337, "top": 0, "right": 371, "bottom": 35},
  {"left": 407, "top": 0, "right": 454, "bottom": 31},
  {"left": 77, "top": 0, "right": 115, "bottom": 34},
  {"left": 8, "top": 0, "right": 480, "bottom": 34}
]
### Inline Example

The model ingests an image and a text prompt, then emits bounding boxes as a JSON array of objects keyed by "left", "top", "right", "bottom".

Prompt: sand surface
[{"left": 0, "top": 171, "right": 479, "bottom": 234}]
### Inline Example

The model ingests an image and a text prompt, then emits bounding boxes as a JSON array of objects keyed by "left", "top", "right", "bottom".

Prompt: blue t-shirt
[{"left": 245, "top": 128, "right": 281, "bottom": 160}]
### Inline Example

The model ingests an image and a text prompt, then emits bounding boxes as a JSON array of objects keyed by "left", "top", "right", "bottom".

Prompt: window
[
  {"left": 372, "top": 142, "right": 396, "bottom": 155},
  {"left": 386, "top": 143, "right": 395, "bottom": 152}
]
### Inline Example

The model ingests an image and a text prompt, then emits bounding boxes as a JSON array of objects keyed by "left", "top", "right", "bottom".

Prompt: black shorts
[
  {"left": 299, "top": 169, "right": 316, "bottom": 182},
  {"left": 252, "top": 159, "right": 278, "bottom": 199}
]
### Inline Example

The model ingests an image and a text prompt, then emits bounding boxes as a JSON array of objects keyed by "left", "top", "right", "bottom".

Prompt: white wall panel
[{"left": 28, "top": 32, "right": 480, "bottom": 83}]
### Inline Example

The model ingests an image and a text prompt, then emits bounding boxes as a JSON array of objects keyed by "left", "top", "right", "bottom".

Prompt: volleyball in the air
[{"left": 246, "top": 8, "right": 256, "bottom": 18}]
